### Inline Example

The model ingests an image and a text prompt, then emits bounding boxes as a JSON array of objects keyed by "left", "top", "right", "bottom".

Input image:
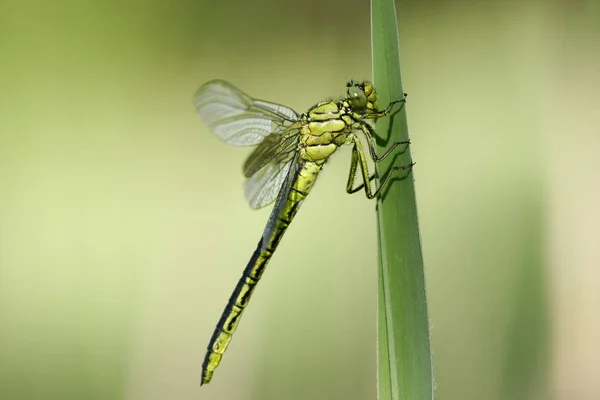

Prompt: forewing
[
  {"left": 244, "top": 150, "right": 297, "bottom": 209},
  {"left": 194, "top": 80, "right": 299, "bottom": 146}
]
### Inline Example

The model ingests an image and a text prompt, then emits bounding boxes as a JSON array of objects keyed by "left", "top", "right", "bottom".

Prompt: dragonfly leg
[
  {"left": 345, "top": 143, "right": 376, "bottom": 194},
  {"left": 346, "top": 138, "right": 375, "bottom": 198},
  {"left": 347, "top": 173, "right": 376, "bottom": 194},
  {"left": 363, "top": 93, "right": 407, "bottom": 119},
  {"left": 358, "top": 122, "right": 410, "bottom": 163},
  {"left": 345, "top": 141, "right": 360, "bottom": 193},
  {"left": 372, "top": 161, "right": 416, "bottom": 198},
  {"left": 347, "top": 137, "right": 414, "bottom": 199}
]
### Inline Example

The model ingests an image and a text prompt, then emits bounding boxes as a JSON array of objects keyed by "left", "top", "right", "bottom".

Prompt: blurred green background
[{"left": 1, "top": 0, "right": 599, "bottom": 399}]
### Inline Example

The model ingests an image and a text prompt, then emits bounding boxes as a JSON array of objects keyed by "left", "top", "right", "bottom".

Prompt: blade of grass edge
[
  {"left": 371, "top": 1, "right": 433, "bottom": 400},
  {"left": 377, "top": 213, "right": 393, "bottom": 400}
]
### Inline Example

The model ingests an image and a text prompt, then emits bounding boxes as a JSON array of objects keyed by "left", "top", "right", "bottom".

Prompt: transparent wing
[
  {"left": 244, "top": 147, "right": 297, "bottom": 209},
  {"left": 194, "top": 80, "right": 299, "bottom": 146},
  {"left": 243, "top": 127, "right": 301, "bottom": 178}
]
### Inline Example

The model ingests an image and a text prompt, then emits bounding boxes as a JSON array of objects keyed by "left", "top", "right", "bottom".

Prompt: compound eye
[{"left": 348, "top": 86, "right": 367, "bottom": 109}]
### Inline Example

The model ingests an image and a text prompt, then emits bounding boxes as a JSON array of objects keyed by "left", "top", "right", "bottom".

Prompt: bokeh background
[{"left": 1, "top": 0, "right": 599, "bottom": 399}]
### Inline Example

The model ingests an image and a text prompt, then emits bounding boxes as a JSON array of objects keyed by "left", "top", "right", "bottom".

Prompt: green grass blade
[
  {"left": 371, "top": 1, "right": 433, "bottom": 399},
  {"left": 376, "top": 228, "right": 393, "bottom": 400}
]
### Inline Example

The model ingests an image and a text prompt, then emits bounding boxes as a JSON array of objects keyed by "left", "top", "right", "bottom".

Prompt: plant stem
[{"left": 371, "top": 0, "right": 433, "bottom": 399}]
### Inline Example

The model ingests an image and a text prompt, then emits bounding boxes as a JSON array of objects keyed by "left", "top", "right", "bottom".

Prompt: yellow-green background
[{"left": 1, "top": 0, "right": 599, "bottom": 399}]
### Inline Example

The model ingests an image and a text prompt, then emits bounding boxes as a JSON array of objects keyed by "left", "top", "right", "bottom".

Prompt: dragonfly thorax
[{"left": 297, "top": 99, "right": 357, "bottom": 163}]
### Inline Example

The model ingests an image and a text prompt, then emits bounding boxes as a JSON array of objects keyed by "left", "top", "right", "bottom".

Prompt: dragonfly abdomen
[
  {"left": 200, "top": 238, "right": 272, "bottom": 385},
  {"left": 201, "top": 162, "right": 322, "bottom": 385}
]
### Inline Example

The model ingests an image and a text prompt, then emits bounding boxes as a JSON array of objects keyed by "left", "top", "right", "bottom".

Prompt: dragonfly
[{"left": 194, "top": 79, "right": 413, "bottom": 385}]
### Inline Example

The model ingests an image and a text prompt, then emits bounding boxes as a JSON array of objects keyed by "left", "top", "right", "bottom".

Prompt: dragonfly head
[{"left": 346, "top": 80, "right": 379, "bottom": 112}]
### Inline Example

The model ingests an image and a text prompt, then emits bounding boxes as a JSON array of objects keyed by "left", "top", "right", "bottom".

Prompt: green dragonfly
[{"left": 194, "top": 79, "right": 412, "bottom": 385}]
